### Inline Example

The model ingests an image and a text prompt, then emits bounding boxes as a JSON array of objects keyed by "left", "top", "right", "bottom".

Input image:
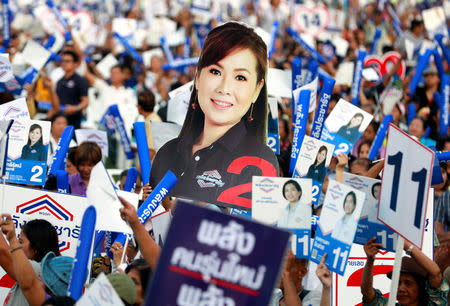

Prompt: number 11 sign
[{"left": 378, "top": 124, "right": 434, "bottom": 249}]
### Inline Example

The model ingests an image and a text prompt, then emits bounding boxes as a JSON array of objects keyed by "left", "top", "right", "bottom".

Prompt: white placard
[
  {"left": 0, "top": 53, "right": 14, "bottom": 82},
  {"left": 332, "top": 35, "right": 349, "bottom": 58},
  {"left": 112, "top": 18, "right": 137, "bottom": 38},
  {"left": 86, "top": 162, "right": 138, "bottom": 234},
  {"left": 151, "top": 122, "right": 182, "bottom": 151},
  {"left": 167, "top": 81, "right": 192, "bottom": 126},
  {"left": 75, "top": 129, "right": 108, "bottom": 157},
  {"left": 76, "top": 273, "right": 124, "bottom": 306},
  {"left": 335, "top": 62, "right": 354, "bottom": 85},
  {"left": 151, "top": 210, "right": 172, "bottom": 247},
  {"left": 292, "top": 4, "right": 330, "bottom": 38},
  {"left": 22, "top": 40, "right": 51, "bottom": 71},
  {"left": 96, "top": 53, "right": 119, "bottom": 80},
  {"left": 267, "top": 68, "right": 292, "bottom": 98},
  {"left": 292, "top": 76, "right": 318, "bottom": 113},
  {"left": 422, "top": 6, "right": 447, "bottom": 38},
  {"left": 143, "top": 48, "right": 164, "bottom": 67},
  {"left": 166, "top": 29, "right": 186, "bottom": 47},
  {"left": 378, "top": 124, "right": 434, "bottom": 249}
]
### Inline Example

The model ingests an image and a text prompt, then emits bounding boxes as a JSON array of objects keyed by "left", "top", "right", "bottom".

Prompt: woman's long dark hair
[
  {"left": 313, "top": 145, "right": 328, "bottom": 166},
  {"left": 346, "top": 113, "right": 364, "bottom": 129},
  {"left": 27, "top": 124, "right": 43, "bottom": 146},
  {"left": 21, "top": 219, "right": 60, "bottom": 262},
  {"left": 179, "top": 22, "right": 269, "bottom": 144}
]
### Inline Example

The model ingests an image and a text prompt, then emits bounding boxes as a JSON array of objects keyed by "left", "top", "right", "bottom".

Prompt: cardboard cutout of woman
[
  {"left": 21, "top": 124, "right": 47, "bottom": 161},
  {"left": 149, "top": 22, "right": 279, "bottom": 209}
]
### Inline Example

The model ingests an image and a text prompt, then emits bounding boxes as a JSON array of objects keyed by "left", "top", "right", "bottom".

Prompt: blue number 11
[{"left": 387, "top": 151, "right": 427, "bottom": 229}]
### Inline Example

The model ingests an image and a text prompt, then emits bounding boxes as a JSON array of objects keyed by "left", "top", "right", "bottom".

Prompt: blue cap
[{"left": 41, "top": 252, "right": 74, "bottom": 296}]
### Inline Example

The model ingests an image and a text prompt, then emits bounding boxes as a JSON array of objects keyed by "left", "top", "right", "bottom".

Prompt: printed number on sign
[
  {"left": 387, "top": 151, "right": 427, "bottom": 229},
  {"left": 217, "top": 156, "right": 277, "bottom": 208},
  {"left": 303, "top": 14, "right": 322, "bottom": 28},
  {"left": 267, "top": 136, "right": 277, "bottom": 151},
  {"left": 30, "top": 165, "right": 43, "bottom": 183},
  {"left": 332, "top": 247, "right": 348, "bottom": 272},
  {"left": 376, "top": 230, "right": 397, "bottom": 250},
  {"left": 334, "top": 142, "right": 349, "bottom": 155},
  {"left": 312, "top": 185, "right": 320, "bottom": 198},
  {"left": 291, "top": 233, "right": 309, "bottom": 257}
]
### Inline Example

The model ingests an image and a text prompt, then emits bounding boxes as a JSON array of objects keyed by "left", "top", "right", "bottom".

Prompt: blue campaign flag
[
  {"left": 2, "top": 0, "right": 9, "bottom": 49},
  {"left": 113, "top": 32, "right": 143, "bottom": 64},
  {"left": 368, "top": 114, "right": 393, "bottom": 161},
  {"left": 303, "top": 59, "right": 319, "bottom": 86},
  {"left": 409, "top": 49, "right": 432, "bottom": 96},
  {"left": 108, "top": 105, "right": 135, "bottom": 160},
  {"left": 289, "top": 90, "right": 310, "bottom": 175},
  {"left": 99, "top": 107, "right": 116, "bottom": 134},
  {"left": 268, "top": 21, "right": 278, "bottom": 60},
  {"left": 145, "top": 201, "right": 291, "bottom": 306},
  {"left": 67, "top": 205, "right": 96, "bottom": 300},
  {"left": 351, "top": 50, "right": 366, "bottom": 105},
  {"left": 369, "top": 29, "right": 382, "bottom": 55},
  {"left": 311, "top": 76, "right": 335, "bottom": 140},
  {"left": 291, "top": 57, "right": 302, "bottom": 131},
  {"left": 124, "top": 167, "right": 138, "bottom": 193},
  {"left": 48, "top": 126, "right": 74, "bottom": 175},
  {"left": 160, "top": 36, "right": 174, "bottom": 64},
  {"left": 56, "top": 170, "right": 69, "bottom": 194},
  {"left": 286, "top": 27, "right": 326, "bottom": 64},
  {"left": 162, "top": 57, "right": 199, "bottom": 71},
  {"left": 133, "top": 122, "right": 151, "bottom": 185}
]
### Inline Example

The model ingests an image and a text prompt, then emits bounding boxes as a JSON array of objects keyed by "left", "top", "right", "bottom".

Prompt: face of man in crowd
[{"left": 61, "top": 54, "right": 76, "bottom": 74}]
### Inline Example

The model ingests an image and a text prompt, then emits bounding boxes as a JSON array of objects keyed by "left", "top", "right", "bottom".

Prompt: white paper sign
[
  {"left": 76, "top": 273, "right": 124, "bottom": 306},
  {"left": 151, "top": 122, "right": 182, "bottom": 151},
  {"left": 96, "top": 53, "right": 119, "bottom": 80},
  {"left": 112, "top": 18, "right": 137, "bottom": 38},
  {"left": 167, "top": 81, "right": 192, "bottom": 126},
  {"left": 267, "top": 68, "right": 292, "bottom": 98},
  {"left": 378, "top": 124, "right": 434, "bottom": 249},
  {"left": 151, "top": 210, "right": 172, "bottom": 248},
  {"left": 0, "top": 53, "right": 14, "bottom": 82},
  {"left": 293, "top": 76, "right": 318, "bottom": 113},
  {"left": 335, "top": 62, "right": 354, "bottom": 85},
  {"left": 86, "top": 162, "right": 138, "bottom": 234},
  {"left": 22, "top": 40, "right": 51, "bottom": 71},
  {"left": 75, "top": 129, "right": 108, "bottom": 157}
]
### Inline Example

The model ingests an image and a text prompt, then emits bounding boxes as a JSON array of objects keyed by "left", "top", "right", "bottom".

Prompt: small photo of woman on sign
[
  {"left": 336, "top": 113, "right": 364, "bottom": 143},
  {"left": 331, "top": 191, "right": 359, "bottom": 244},
  {"left": 21, "top": 124, "right": 48, "bottom": 162},
  {"left": 306, "top": 145, "right": 328, "bottom": 182},
  {"left": 277, "top": 180, "right": 311, "bottom": 229}
]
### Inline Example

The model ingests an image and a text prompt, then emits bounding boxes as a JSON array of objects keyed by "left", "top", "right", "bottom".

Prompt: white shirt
[
  {"left": 277, "top": 200, "right": 312, "bottom": 230},
  {"left": 331, "top": 215, "right": 358, "bottom": 244}
]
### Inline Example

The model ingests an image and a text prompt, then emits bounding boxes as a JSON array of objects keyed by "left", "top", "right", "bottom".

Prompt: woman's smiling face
[{"left": 195, "top": 48, "right": 264, "bottom": 130}]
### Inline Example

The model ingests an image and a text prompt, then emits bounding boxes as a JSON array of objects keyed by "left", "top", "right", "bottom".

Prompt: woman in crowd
[
  {"left": 149, "top": 21, "right": 279, "bottom": 207},
  {"left": 69, "top": 141, "right": 102, "bottom": 196}
]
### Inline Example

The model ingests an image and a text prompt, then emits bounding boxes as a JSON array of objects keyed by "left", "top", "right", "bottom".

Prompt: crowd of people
[{"left": 0, "top": 0, "right": 448, "bottom": 304}]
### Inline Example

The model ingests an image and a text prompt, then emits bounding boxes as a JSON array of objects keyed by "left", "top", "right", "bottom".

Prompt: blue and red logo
[
  {"left": 16, "top": 194, "right": 73, "bottom": 221},
  {"left": 3, "top": 106, "right": 21, "bottom": 117}
]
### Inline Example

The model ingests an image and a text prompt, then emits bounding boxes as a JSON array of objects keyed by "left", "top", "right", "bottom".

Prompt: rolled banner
[
  {"left": 114, "top": 170, "right": 178, "bottom": 246},
  {"left": 67, "top": 205, "right": 96, "bottom": 300},
  {"left": 113, "top": 32, "right": 143, "bottom": 64},
  {"left": 162, "top": 57, "right": 199, "bottom": 71},
  {"left": 124, "top": 167, "right": 138, "bottom": 193},
  {"left": 289, "top": 90, "right": 311, "bottom": 174},
  {"left": 408, "top": 49, "right": 432, "bottom": 96},
  {"left": 291, "top": 57, "right": 302, "bottom": 131},
  {"left": 351, "top": 49, "right": 366, "bottom": 105},
  {"left": 268, "top": 21, "right": 279, "bottom": 60},
  {"left": 435, "top": 34, "right": 450, "bottom": 65},
  {"left": 56, "top": 170, "right": 69, "bottom": 194},
  {"left": 407, "top": 103, "right": 416, "bottom": 126},
  {"left": 48, "top": 126, "right": 74, "bottom": 175},
  {"left": 439, "top": 74, "right": 449, "bottom": 137},
  {"left": 369, "top": 29, "right": 382, "bottom": 55},
  {"left": 183, "top": 36, "right": 190, "bottom": 59},
  {"left": 433, "top": 49, "right": 445, "bottom": 78},
  {"left": 286, "top": 27, "right": 326, "bottom": 64},
  {"left": 368, "top": 114, "right": 393, "bottom": 161},
  {"left": 304, "top": 59, "right": 319, "bottom": 86},
  {"left": 45, "top": 0, "right": 71, "bottom": 41},
  {"left": 109, "top": 105, "right": 135, "bottom": 160},
  {"left": 160, "top": 37, "right": 174, "bottom": 64},
  {"left": 311, "top": 76, "right": 336, "bottom": 139},
  {"left": 2, "top": 0, "right": 9, "bottom": 49},
  {"left": 133, "top": 122, "right": 151, "bottom": 185},
  {"left": 436, "top": 151, "right": 450, "bottom": 162}
]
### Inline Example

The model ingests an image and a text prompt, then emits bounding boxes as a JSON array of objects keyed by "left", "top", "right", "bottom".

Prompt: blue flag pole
[
  {"left": 368, "top": 114, "right": 393, "bottom": 160},
  {"left": 113, "top": 32, "right": 143, "bottom": 64},
  {"left": 133, "top": 122, "right": 151, "bottom": 185},
  {"left": 67, "top": 205, "right": 96, "bottom": 300},
  {"left": 408, "top": 49, "right": 432, "bottom": 96},
  {"left": 351, "top": 49, "right": 366, "bottom": 105},
  {"left": 311, "top": 76, "right": 335, "bottom": 139}
]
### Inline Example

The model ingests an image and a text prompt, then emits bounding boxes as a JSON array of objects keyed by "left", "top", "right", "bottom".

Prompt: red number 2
[{"left": 217, "top": 156, "right": 277, "bottom": 209}]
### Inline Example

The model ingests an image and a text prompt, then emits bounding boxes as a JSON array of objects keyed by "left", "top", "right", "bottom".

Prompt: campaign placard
[
  {"left": 5, "top": 120, "right": 50, "bottom": 186},
  {"left": 146, "top": 201, "right": 291, "bottom": 305},
  {"left": 378, "top": 124, "right": 434, "bottom": 249},
  {"left": 293, "top": 136, "right": 334, "bottom": 206},
  {"left": 151, "top": 210, "right": 172, "bottom": 248},
  {"left": 75, "top": 129, "right": 108, "bottom": 157},
  {"left": 0, "top": 120, "right": 13, "bottom": 176},
  {"left": 320, "top": 99, "right": 373, "bottom": 155},
  {"left": 343, "top": 173, "right": 398, "bottom": 252},
  {"left": 310, "top": 180, "right": 366, "bottom": 276},
  {"left": 252, "top": 176, "right": 312, "bottom": 258}
]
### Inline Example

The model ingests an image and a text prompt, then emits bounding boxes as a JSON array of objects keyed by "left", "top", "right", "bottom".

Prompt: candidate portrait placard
[
  {"left": 343, "top": 173, "right": 398, "bottom": 252},
  {"left": 320, "top": 99, "right": 373, "bottom": 155},
  {"left": 252, "top": 176, "right": 312, "bottom": 258},
  {"left": 5, "top": 119, "right": 50, "bottom": 186},
  {"left": 293, "top": 136, "right": 334, "bottom": 206},
  {"left": 146, "top": 201, "right": 291, "bottom": 306},
  {"left": 310, "top": 180, "right": 366, "bottom": 276}
]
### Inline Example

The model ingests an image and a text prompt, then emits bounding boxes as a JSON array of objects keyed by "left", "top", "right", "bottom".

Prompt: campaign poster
[
  {"left": 343, "top": 173, "right": 398, "bottom": 252},
  {"left": 75, "top": 129, "right": 109, "bottom": 157},
  {"left": 267, "top": 97, "right": 280, "bottom": 155},
  {"left": 252, "top": 176, "right": 312, "bottom": 258},
  {"left": 310, "top": 180, "right": 366, "bottom": 276},
  {"left": 145, "top": 201, "right": 291, "bottom": 306},
  {"left": 320, "top": 99, "right": 373, "bottom": 156},
  {"left": 293, "top": 136, "right": 334, "bottom": 206},
  {"left": 5, "top": 120, "right": 51, "bottom": 186}
]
